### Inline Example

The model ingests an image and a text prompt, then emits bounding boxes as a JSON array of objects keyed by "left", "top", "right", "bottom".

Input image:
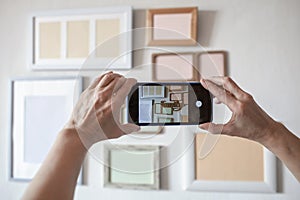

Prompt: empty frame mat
[
  {"left": 147, "top": 7, "right": 198, "bottom": 46},
  {"left": 195, "top": 134, "right": 264, "bottom": 182},
  {"left": 33, "top": 6, "right": 132, "bottom": 69},
  {"left": 153, "top": 53, "right": 197, "bottom": 81},
  {"left": 104, "top": 145, "right": 160, "bottom": 189},
  {"left": 11, "top": 78, "right": 82, "bottom": 180},
  {"left": 197, "top": 51, "right": 226, "bottom": 78}
]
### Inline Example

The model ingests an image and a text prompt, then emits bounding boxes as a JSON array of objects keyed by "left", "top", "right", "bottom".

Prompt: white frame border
[
  {"left": 10, "top": 76, "right": 84, "bottom": 183},
  {"left": 186, "top": 139, "right": 277, "bottom": 193},
  {"left": 31, "top": 6, "right": 132, "bottom": 70},
  {"left": 103, "top": 144, "right": 160, "bottom": 190}
]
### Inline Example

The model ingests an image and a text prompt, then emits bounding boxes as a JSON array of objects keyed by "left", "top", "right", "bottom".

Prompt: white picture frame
[
  {"left": 10, "top": 77, "right": 83, "bottom": 183},
  {"left": 32, "top": 6, "right": 132, "bottom": 70},
  {"left": 186, "top": 134, "right": 277, "bottom": 193},
  {"left": 103, "top": 144, "right": 160, "bottom": 190},
  {"left": 141, "top": 85, "right": 165, "bottom": 98}
]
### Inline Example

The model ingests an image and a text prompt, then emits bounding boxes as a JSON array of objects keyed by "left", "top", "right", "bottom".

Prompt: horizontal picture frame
[
  {"left": 103, "top": 144, "right": 160, "bottom": 190},
  {"left": 152, "top": 52, "right": 198, "bottom": 81},
  {"left": 10, "top": 77, "right": 83, "bottom": 183},
  {"left": 32, "top": 6, "right": 132, "bottom": 70},
  {"left": 187, "top": 134, "right": 276, "bottom": 193},
  {"left": 147, "top": 7, "right": 198, "bottom": 46}
]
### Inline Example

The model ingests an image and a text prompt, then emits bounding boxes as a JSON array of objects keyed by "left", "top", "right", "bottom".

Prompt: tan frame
[
  {"left": 196, "top": 51, "right": 228, "bottom": 78},
  {"left": 152, "top": 52, "right": 199, "bottom": 81},
  {"left": 147, "top": 7, "right": 198, "bottom": 46}
]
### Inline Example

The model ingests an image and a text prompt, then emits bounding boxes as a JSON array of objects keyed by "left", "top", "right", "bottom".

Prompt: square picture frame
[
  {"left": 147, "top": 7, "right": 198, "bottom": 46},
  {"left": 187, "top": 134, "right": 277, "bottom": 193},
  {"left": 103, "top": 144, "right": 160, "bottom": 190},
  {"left": 32, "top": 6, "right": 132, "bottom": 70},
  {"left": 152, "top": 53, "right": 198, "bottom": 81},
  {"left": 10, "top": 77, "right": 83, "bottom": 183},
  {"left": 196, "top": 51, "right": 227, "bottom": 79}
]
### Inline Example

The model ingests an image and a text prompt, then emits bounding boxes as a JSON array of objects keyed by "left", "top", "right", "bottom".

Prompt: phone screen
[{"left": 127, "top": 82, "right": 212, "bottom": 126}]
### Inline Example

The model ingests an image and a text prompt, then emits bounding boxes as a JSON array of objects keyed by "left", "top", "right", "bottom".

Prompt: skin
[
  {"left": 22, "top": 74, "right": 299, "bottom": 199},
  {"left": 200, "top": 77, "right": 300, "bottom": 182},
  {"left": 22, "top": 72, "right": 139, "bottom": 200}
]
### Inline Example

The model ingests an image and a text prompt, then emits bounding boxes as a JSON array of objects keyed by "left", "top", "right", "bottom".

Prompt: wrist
[
  {"left": 59, "top": 128, "right": 90, "bottom": 153},
  {"left": 256, "top": 121, "right": 285, "bottom": 149}
]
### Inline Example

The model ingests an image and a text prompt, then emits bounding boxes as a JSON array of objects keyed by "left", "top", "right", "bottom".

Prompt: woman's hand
[
  {"left": 66, "top": 72, "right": 140, "bottom": 148},
  {"left": 199, "top": 76, "right": 279, "bottom": 144}
]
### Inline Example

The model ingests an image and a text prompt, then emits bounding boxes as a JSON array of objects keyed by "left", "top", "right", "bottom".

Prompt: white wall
[{"left": 1, "top": 0, "right": 300, "bottom": 199}]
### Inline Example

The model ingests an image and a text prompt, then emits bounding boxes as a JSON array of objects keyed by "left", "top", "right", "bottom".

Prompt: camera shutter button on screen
[{"left": 196, "top": 100, "right": 202, "bottom": 108}]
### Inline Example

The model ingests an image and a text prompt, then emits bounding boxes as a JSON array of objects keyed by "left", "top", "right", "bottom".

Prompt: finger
[
  {"left": 214, "top": 97, "right": 222, "bottom": 104},
  {"left": 111, "top": 77, "right": 127, "bottom": 93},
  {"left": 199, "top": 122, "right": 226, "bottom": 135},
  {"left": 120, "top": 123, "right": 140, "bottom": 134},
  {"left": 98, "top": 73, "right": 122, "bottom": 89},
  {"left": 89, "top": 71, "right": 113, "bottom": 89},
  {"left": 201, "top": 79, "right": 236, "bottom": 111},
  {"left": 113, "top": 78, "right": 137, "bottom": 106},
  {"left": 205, "top": 76, "right": 247, "bottom": 100}
]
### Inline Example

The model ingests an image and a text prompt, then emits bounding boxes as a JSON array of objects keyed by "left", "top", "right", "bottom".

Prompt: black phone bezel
[{"left": 127, "top": 82, "right": 212, "bottom": 126}]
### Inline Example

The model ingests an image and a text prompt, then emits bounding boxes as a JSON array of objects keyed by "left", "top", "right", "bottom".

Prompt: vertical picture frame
[
  {"left": 103, "top": 145, "right": 160, "bottom": 190},
  {"left": 152, "top": 53, "right": 198, "bottom": 81},
  {"left": 147, "top": 7, "right": 198, "bottom": 46},
  {"left": 32, "top": 6, "right": 132, "bottom": 70},
  {"left": 10, "top": 77, "right": 83, "bottom": 183}
]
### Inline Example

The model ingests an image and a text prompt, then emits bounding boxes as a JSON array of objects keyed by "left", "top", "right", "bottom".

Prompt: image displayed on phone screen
[{"left": 138, "top": 85, "right": 189, "bottom": 124}]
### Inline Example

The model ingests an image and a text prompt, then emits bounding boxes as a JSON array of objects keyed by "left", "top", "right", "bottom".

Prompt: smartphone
[{"left": 127, "top": 82, "right": 212, "bottom": 126}]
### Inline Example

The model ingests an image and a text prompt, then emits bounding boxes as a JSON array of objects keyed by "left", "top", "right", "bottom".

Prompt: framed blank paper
[
  {"left": 147, "top": 7, "right": 198, "bottom": 46},
  {"left": 197, "top": 51, "right": 227, "bottom": 79},
  {"left": 187, "top": 134, "right": 277, "bottom": 193},
  {"left": 152, "top": 53, "right": 198, "bottom": 81},
  {"left": 32, "top": 6, "right": 132, "bottom": 70},
  {"left": 10, "top": 77, "right": 83, "bottom": 182},
  {"left": 104, "top": 145, "right": 160, "bottom": 189}
]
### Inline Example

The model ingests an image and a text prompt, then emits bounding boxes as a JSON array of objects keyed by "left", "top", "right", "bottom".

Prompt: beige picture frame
[
  {"left": 152, "top": 52, "right": 198, "bottom": 82},
  {"left": 147, "top": 7, "right": 198, "bottom": 46}
]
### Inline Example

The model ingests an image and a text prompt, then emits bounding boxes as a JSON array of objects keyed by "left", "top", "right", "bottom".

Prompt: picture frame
[
  {"left": 103, "top": 144, "right": 160, "bottom": 190},
  {"left": 141, "top": 85, "right": 165, "bottom": 98},
  {"left": 168, "top": 85, "right": 185, "bottom": 91},
  {"left": 32, "top": 6, "right": 132, "bottom": 70},
  {"left": 161, "top": 107, "right": 173, "bottom": 115},
  {"left": 152, "top": 53, "right": 198, "bottom": 81},
  {"left": 187, "top": 134, "right": 277, "bottom": 193},
  {"left": 169, "top": 93, "right": 183, "bottom": 102},
  {"left": 158, "top": 117, "right": 174, "bottom": 123},
  {"left": 10, "top": 77, "right": 83, "bottom": 183},
  {"left": 154, "top": 103, "right": 162, "bottom": 114},
  {"left": 196, "top": 51, "right": 227, "bottom": 79},
  {"left": 147, "top": 7, "right": 198, "bottom": 46}
]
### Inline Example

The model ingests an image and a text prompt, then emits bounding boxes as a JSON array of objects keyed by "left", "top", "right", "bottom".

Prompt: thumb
[
  {"left": 120, "top": 123, "right": 140, "bottom": 134},
  {"left": 200, "top": 122, "right": 225, "bottom": 135}
]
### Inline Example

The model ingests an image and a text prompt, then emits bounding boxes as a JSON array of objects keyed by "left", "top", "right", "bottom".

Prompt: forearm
[
  {"left": 22, "top": 128, "right": 87, "bottom": 200},
  {"left": 259, "top": 122, "right": 300, "bottom": 182}
]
